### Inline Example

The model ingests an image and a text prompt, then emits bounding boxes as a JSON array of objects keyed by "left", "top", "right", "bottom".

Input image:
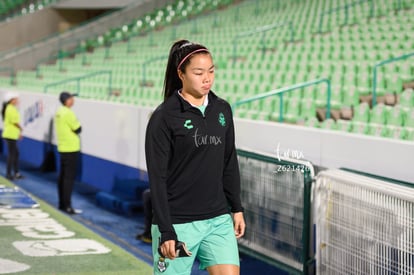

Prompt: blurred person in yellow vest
[
  {"left": 1, "top": 92, "right": 24, "bottom": 180},
  {"left": 54, "top": 91, "right": 82, "bottom": 215}
]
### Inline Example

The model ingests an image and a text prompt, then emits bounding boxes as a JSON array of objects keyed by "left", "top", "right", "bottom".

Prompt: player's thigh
[
  {"left": 207, "top": 264, "right": 239, "bottom": 275},
  {"left": 198, "top": 214, "right": 240, "bottom": 270}
]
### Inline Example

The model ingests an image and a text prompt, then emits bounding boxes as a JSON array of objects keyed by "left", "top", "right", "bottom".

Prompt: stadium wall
[
  {"left": 0, "top": 90, "right": 413, "bottom": 192},
  {"left": 52, "top": 0, "right": 140, "bottom": 9},
  {"left": 0, "top": 9, "right": 63, "bottom": 52}
]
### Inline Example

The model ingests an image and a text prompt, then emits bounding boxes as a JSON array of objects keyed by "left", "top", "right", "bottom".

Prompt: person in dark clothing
[
  {"left": 145, "top": 40, "right": 245, "bottom": 275},
  {"left": 136, "top": 188, "right": 152, "bottom": 243},
  {"left": 54, "top": 92, "right": 82, "bottom": 215},
  {"left": 2, "top": 93, "right": 24, "bottom": 180}
]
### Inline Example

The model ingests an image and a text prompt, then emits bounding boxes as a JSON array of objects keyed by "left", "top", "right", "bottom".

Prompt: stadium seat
[
  {"left": 352, "top": 103, "right": 370, "bottom": 122},
  {"left": 387, "top": 105, "right": 406, "bottom": 126},
  {"left": 351, "top": 121, "right": 369, "bottom": 135},
  {"left": 387, "top": 125, "right": 407, "bottom": 140},
  {"left": 342, "top": 86, "right": 360, "bottom": 107},
  {"left": 305, "top": 117, "right": 320, "bottom": 128},
  {"left": 404, "top": 109, "right": 414, "bottom": 128},
  {"left": 404, "top": 127, "right": 414, "bottom": 141},
  {"left": 369, "top": 103, "right": 391, "bottom": 124},
  {"left": 399, "top": 88, "right": 414, "bottom": 108},
  {"left": 300, "top": 99, "right": 316, "bottom": 120},
  {"left": 284, "top": 98, "right": 301, "bottom": 123},
  {"left": 336, "top": 119, "right": 352, "bottom": 133},
  {"left": 367, "top": 123, "right": 390, "bottom": 138},
  {"left": 320, "top": 119, "right": 338, "bottom": 131}
]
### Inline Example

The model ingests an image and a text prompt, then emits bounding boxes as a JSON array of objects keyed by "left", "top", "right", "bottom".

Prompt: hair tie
[{"left": 177, "top": 48, "right": 209, "bottom": 70}]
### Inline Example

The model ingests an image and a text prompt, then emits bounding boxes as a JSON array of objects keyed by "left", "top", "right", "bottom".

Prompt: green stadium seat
[
  {"left": 367, "top": 123, "right": 390, "bottom": 138},
  {"left": 399, "top": 88, "right": 414, "bottom": 108},
  {"left": 387, "top": 105, "right": 406, "bottom": 126},
  {"left": 305, "top": 117, "right": 320, "bottom": 128},
  {"left": 352, "top": 103, "right": 370, "bottom": 122},
  {"left": 369, "top": 103, "right": 391, "bottom": 124},
  {"left": 342, "top": 86, "right": 360, "bottom": 107},
  {"left": 300, "top": 99, "right": 316, "bottom": 120},
  {"left": 404, "top": 109, "right": 414, "bottom": 128},
  {"left": 351, "top": 121, "right": 369, "bottom": 135},
  {"left": 336, "top": 119, "right": 352, "bottom": 132},
  {"left": 387, "top": 125, "right": 407, "bottom": 140},
  {"left": 404, "top": 127, "right": 414, "bottom": 141},
  {"left": 284, "top": 98, "right": 301, "bottom": 123},
  {"left": 320, "top": 119, "right": 338, "bottom": 131}
]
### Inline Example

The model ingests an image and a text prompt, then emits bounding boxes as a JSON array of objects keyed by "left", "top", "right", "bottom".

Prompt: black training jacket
[{"left": 145, "top": 90, "right": 243, "bottom": 243}]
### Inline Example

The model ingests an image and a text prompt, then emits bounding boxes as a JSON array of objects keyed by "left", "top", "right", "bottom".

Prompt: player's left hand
[{"left": 233, "top": 212, "right": 246, "bottom": 239}]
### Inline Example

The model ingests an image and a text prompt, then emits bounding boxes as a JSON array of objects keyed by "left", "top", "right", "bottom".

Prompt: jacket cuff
[
  {"left": 160, "top": 231, "right": 178, "bottom": 244},
  {"left": 231, "top": 206, "right": 244, "bottom": 213}
]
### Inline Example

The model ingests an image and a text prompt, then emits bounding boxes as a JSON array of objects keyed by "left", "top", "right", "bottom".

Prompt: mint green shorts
[{"left": 151, "top": 214, "right": 239, "bottom": 275}]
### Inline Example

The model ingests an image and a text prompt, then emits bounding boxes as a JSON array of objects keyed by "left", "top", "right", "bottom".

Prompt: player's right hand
[{"left": 160, "top": 240, "right": 176, "bottom": 260}]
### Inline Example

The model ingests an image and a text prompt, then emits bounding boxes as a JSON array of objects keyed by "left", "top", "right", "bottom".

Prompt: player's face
[
  {"left": 66, "top": 97, "right": 75, "bottom": 107},
  {"left": 179, "top": 53, "right": 215, "bottom": 99},
  {"left": 10, "top": 98, "right": 19, "bottom": 105}
]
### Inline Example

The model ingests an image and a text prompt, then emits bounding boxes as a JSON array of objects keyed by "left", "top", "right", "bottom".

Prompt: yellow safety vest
[
  {"left": 55, "top": 106, "right": 81, "bottom": 152},
  {"left": 2, "top": 104, "right": 20, "bottom": 140}
]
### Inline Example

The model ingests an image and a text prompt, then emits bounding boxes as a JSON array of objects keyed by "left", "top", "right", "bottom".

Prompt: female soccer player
[{"left": 145, "top": 40, "right": 245, "bottom": 275}]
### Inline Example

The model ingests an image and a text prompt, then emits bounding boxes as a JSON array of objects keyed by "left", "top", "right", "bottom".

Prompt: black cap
[{"left": 59, "top": 91, "right": 75, "bottom": 105}]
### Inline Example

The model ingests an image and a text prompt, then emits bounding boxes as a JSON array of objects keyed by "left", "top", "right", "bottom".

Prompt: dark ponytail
[
  {"left": 1, "top": 101, "right": 8, "bottom": 121},
  {"left": 163, "top": 39, "right": 210, "bottom": 101}
]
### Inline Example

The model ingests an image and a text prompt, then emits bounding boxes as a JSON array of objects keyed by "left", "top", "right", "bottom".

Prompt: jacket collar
[{"left": 175, "top": 90, "right": 217, "bottom": 112}]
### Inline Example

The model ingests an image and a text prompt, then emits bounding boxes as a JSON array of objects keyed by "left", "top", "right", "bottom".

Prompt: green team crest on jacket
[{"left": 218, "top": 112, "right": 226, "bottom": 127}]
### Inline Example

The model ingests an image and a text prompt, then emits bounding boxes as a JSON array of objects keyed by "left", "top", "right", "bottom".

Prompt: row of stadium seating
[
  {"left": 81, "top": 0, "right": 235, "bottom": 50},
  {"left": 317, "top": 119, "right": 414, "bottom": 140},
  {"left": 0, "top": 0, "right": 55, "bottom": 20},
  {"left": 0, "top": 0, "right": 413, "bottom": 141}
]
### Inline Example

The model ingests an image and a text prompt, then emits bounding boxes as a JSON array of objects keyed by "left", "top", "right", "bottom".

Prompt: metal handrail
[
  {"left": 232, "top": 78, "right": 332, "bottom": 121},
  {"left": 0, "top": 66, "right": 15, "bottom": 85},
  {"left": 43, "top": 70, "right": 112, "bottom": 96},
  {"left": 141, "top": 55, "right": 168, "bottom": 87},
  {"left": 231, "top": 21, "right": 295, "bottom": 65},
  {"left": 318, "top": 0, "right": 374, "bottom": 33},
  {"left": 372, "top": 51, "right": 414, "bottom": 107}
]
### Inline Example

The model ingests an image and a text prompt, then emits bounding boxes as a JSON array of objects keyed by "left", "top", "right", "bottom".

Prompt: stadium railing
[
  {"left": 43, "top": 70, "right": 112, "bottom": 96},
  {"left": 231, "top": 21, "right": 296, "bottom": 65},
  {"left": 318, "top": 0, "right": 375, "bottom": 33},
  {"left": 372, "top": 51, "right": 414, "bottom": 107},
  {"left": 141, "top": 54, "right": 168, "bottom": 88},
  {"left": 237, "top": 148, "right": 315, "bottom": 275},
  {"left": 0, "top": 66, "right": 14, "bottom": 85},
  {"left": 232, "top": 78, "right": 332, "bottom": 121},
  {"left": 313, "top": 169, "right": 414, "bottom": 274}
]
